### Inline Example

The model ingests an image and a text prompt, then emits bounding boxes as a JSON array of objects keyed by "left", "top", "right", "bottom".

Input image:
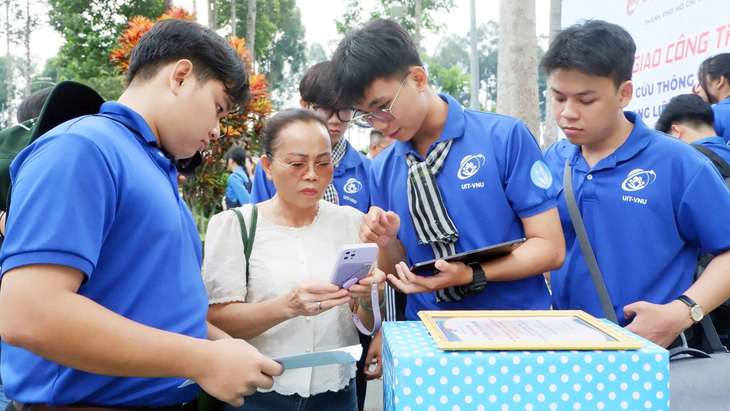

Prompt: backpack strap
[
  {"left": 232, "top": 204, "right": 258, "bottom": 281},
  {"left": 693, "top": 144, "right": 730, "bottom": 179}
]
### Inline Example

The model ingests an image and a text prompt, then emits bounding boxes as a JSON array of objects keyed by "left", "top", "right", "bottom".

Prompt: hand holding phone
[{"left": 329, "top": 243, "right": 379, "bottom": 290}]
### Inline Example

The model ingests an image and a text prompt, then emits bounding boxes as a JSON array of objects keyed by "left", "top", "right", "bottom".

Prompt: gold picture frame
[{"left": 418, "top": 310, "right": 643, "bottom": 351}]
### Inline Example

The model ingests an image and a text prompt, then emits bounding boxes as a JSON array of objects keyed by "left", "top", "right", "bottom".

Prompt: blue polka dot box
[{"left": 382, "top": 319, "right": 669, "bottom": 411}]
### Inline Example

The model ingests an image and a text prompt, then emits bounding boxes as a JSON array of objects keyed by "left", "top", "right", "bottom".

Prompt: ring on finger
[{"left": 317, "top": 301, "right": 322, "bottom": 310}]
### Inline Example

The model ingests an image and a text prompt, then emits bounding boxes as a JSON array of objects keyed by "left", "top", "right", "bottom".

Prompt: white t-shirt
[{"left": 203, "top": 200, "right": 363, "bottom": 396}]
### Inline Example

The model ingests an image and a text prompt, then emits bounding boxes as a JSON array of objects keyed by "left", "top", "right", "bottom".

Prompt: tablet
[{"left": 410, "top": 238, "right": 526, "bottom": 275}]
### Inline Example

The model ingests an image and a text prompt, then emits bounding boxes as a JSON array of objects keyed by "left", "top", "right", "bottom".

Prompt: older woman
[{"left": 203, "top": 108, "right": 385, "bottom": 411}]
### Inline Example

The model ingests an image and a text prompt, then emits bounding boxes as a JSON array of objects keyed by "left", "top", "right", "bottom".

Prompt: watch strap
[
  {"left": 676, "top": 294, "right": 698, "bottom": 309},
  {"left": 468, "top": 262, "right": 487, "bottom": 292}
]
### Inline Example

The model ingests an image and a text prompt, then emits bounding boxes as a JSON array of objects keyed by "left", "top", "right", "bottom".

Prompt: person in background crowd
[
  {"left": 541, "top": 20, "right": 730, "bottom": 347},
  {"left": 367, "top": 130, "right": 394, "bottom": 160},
  {"left": 331, "top": 19, "right": 565, "bottom": 321},
  {"left": 693, "top": 53, "right": 730, "bottom": 143},
  {"left": 0, "top": 19, "right": 282, "bottom": 408},
  {"left": 204, "top": 108, "right": 386, "bottom": 411},
  {"left": 223, "top": 146, "right": 252, "bottom": 210},
  {"left": 16, "top": 87, "right": 53, "bottom": 124}
]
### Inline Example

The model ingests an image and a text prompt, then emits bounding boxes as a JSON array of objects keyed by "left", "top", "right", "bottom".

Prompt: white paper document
[{"left": 178, "top": 344, "right": 363, "bottom": 388}]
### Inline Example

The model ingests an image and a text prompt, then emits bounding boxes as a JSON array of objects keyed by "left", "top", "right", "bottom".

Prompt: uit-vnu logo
[
  {"left": 621, "top": 169, "right": 656, "bottom": 192},
  {"left": 530, "top": 161, "right": 553, "bottom": 189},
  {"left": 343, "top": 178, "right": 362, "bottom": 194},
  {"left": 457, "top": 154, "right": 486, "bottom": 180}
]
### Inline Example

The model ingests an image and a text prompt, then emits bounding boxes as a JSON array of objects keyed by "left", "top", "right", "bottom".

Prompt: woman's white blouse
[{"left": 203, "top": 200, "right": 364, "bottom": 397}]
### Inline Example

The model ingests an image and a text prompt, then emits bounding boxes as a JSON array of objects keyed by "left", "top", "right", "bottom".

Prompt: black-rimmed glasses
[
  {"left": 219, "top": 116, "right": 229, "bottom": 138},
  {"left": 351, "top": 71, "right": 409, "bottom": 128},
  {"left": 308, "top": 104, "right": 355, "bottom": 123}
]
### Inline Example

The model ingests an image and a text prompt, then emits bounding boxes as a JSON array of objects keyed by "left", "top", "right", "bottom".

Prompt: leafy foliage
[
  {"left": 110, "top": 7, "right": 274, "bottom": 234},
  {"left": 334, "top": 0, "right": 456, "bottom": 37},
  {"left": 47, "top": 0, "right": 165, "bottom": 80},
  {"left": 215, "top": 0, "right": 306, "bottom": 107}
]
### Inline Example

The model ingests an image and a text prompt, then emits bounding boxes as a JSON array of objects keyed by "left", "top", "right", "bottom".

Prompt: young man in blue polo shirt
[
  {"left": 330, "top": 19, "right": 565, "bottom": 321},
  {"left": 541, "top": 20, "right": 730, "bottom": 347},
  {"left": 0, "top": 19, "right": 282, "bottom": 407},
  {"left": 656, "top": 93, "right": 730, "bottom": 165},
  {"left": 250, "top": 61, "right": 371, "bottom": 213}
]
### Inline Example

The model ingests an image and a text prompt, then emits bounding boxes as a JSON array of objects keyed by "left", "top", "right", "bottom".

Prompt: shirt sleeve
[
  {"left": 229, "top": 173, "right": 251, "bottom": 204},
  {"left": 202, "top": 207, "right": 249, "bottom": 304},
  {"left": 0, "top": 133, "right": 116, "bottom": 278}
]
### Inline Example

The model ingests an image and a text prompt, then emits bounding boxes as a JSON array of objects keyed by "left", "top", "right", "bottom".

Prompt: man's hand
[
  {"left": 624, "top": 299, "right": 693, "bottom": 347},
  {"left": 387, "top": 260, "right": 473, "bottom": 294},
  {"left": 195, "top": 338, "right": 283, "bottom": 406},
  {"left": 360, "top": 207, "right": 400, "bottom": 248},
  {"left": 363, "top": 330, "right": 383, "bottom": 381}
]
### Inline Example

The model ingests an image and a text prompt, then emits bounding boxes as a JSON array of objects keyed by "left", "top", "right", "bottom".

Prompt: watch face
[{"left": 690, "top": 305, "right": 704, "bottom": 322}]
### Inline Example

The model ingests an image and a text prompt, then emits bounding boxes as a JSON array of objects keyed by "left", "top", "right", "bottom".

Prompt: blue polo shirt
[
  {"left": 543, "top": 112, "right": 730, "bottom": 325},
  {"left": 250, "top": 140, "right": 372, "bottom": 213},
  {"left": 371, "top": 93, "right": 557, "bottom": 320},
  {"left": 226, "top": 166, "right": 251, "bottom": 205},
  {"left": 0, "top": 102, "right": 207, "bottom": 406},
  {"left": 712, "top": 97, "right": 730, "bottom": 144},
  {"left": 692, "top": 136, "right": 730, "bottom": 165}
]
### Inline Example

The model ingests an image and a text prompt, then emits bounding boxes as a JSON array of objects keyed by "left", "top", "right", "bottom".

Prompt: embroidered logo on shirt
[
  {"left": 621, "top": 169, "right": 656, "bottom": 191},
  {"left": 343, "top": 178, "right": 363, "bottom": 194},
  {"left": 457, "top": 154, "right": 486, "bottom": 180},
  {"left": 530, "top": 161, "right": 553, "bottom": 189}
]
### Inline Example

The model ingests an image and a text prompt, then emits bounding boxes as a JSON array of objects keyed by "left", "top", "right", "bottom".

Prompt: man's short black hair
[
  {"left": 698, "top": 53, "right": 730, "bottom": 104},
  {"left": 541, "top": 19, "right": 636, "bottom": 89},
  {"left": 224, "top": 146, "right": 247, "bottom": 167},
  {"left": 331, "top": 19, "right": 422, "bottom": 106},
  {"left": 17, "top": 87, "right": 53, "bottom": 123},
  {"left": 655, "top": 94, "right": 714, "bottom": 134},
  {"left": 299, "top": 61, "right": 340, "bottom": 108},
  {"left": 127, "top": 19, "right": 250, "bottom": 110}
]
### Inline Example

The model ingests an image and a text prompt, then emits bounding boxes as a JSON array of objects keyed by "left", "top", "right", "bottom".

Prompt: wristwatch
[
  {"left": 468, "top": 262, "right": 487, "bottom": 292},
  {"left": 676, "top": 294, "right": 704, "bottom": 323}
]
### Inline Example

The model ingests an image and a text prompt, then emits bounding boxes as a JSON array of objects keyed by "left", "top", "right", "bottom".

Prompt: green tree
[
  {"left": 0, "top": 55, "right": 21, "bottom": 112},
  {"left": 307, "top": 43, "right": 327, "bottom": 66},
  {"left": 216, "top": 0, "right": 306, "bottom": 106},
  {"left": 46, "top": 0, "right": 165, "bottom": 80},
  {"left": 334, "top": 0, "right": 456, "bottom": 38}
]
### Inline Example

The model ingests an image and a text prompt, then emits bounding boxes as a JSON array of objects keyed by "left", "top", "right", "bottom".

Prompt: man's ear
[
  {"left": 669, "top": 124, "right": 683, "bottom": 138},
  {"left": 169, "top": 59, "right": 194, "bottom": 95},
  {"left": 618, "top": 80, "right": 633, "bottom": 108},
  {"left": 299, "top": 98, "right": 308, "bottom": 109},
  {"left": 411, "top": 66, "right": 429, "bottom": 92}
]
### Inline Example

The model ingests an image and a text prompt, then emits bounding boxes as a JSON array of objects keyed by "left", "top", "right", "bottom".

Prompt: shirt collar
[
  {"left": 715, "top": 96, "right": 730, "bottom": 106},
  {"left": 393, "top": 93, "right": 465, "bottom": 157},
  {"left": 567, "top": 111, "right": 652, "bottom": 171},
  {"left": 693, "top": 136, "right": 726, "bottom": 146},
  {"left": 99, "top": 101, "right": 159, "bottom": 147}
]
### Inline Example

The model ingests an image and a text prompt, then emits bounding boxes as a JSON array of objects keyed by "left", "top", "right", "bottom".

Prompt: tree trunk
[
  {"left": 162, "top": 0, "right": 173, "bottom": 12},
  {"left": 230, "top": 0, "right": 237, "bottom": 36},
  {"left": 5, "top": 0, "right": 12, "bottom": 127},
  {"left": 246, "top": 0, "right": 256, "bottom": 63},
  {"left": 469, "top": 0, "right": 478, "bottom": 110},
  {"left": 542, "top": 0, "right": 562, "bottom": 148},
  {"left": 24, "top": 0, "right": 30, "bottom": 98},
  {"left": 207, "top": 0, "right": 216, "bottom": 29},
  {"left": 497, "top": 0, "right": 540, "bottom": 140},
  {"left": 413, "top": 0, "right": 422, "bottom": 51}
]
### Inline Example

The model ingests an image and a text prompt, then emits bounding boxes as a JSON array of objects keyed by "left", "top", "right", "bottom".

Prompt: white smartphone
[{"left": 329, "top": 243, "right": 379, "bottom": 290}]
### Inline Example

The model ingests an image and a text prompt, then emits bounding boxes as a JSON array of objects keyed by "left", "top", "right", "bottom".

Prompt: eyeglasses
[
  {"left": 219, "top": 116, "right": 229, "bottom": 138},
  {"left": 352, "top": 71, "right": 409, "bottom": 128},
  {"left": 267, "top": 154, "right": 334, "bottom": 177},
  {"left": 309, "top": 104, "right": 355, "bottom": 123}
]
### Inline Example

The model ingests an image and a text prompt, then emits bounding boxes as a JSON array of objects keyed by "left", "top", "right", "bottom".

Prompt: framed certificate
[{"left": 418, "top": 310, "right": 642, "bottom": 351}]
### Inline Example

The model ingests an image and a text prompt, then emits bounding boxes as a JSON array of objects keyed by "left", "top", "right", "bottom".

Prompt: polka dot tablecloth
[{"left": 382, "top": 321, "right": 669, "bottom": 411}]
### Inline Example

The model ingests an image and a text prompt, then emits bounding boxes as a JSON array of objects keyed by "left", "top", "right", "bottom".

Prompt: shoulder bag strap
[
  {"left": 563, "top": 160, "right": 619, "bottom": 324},
  {"left": 231, "top": 204, "right": 258, "bottom": 281},
  {"left": 693, "top": 144, "right": 730, "bottom": 178}
]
